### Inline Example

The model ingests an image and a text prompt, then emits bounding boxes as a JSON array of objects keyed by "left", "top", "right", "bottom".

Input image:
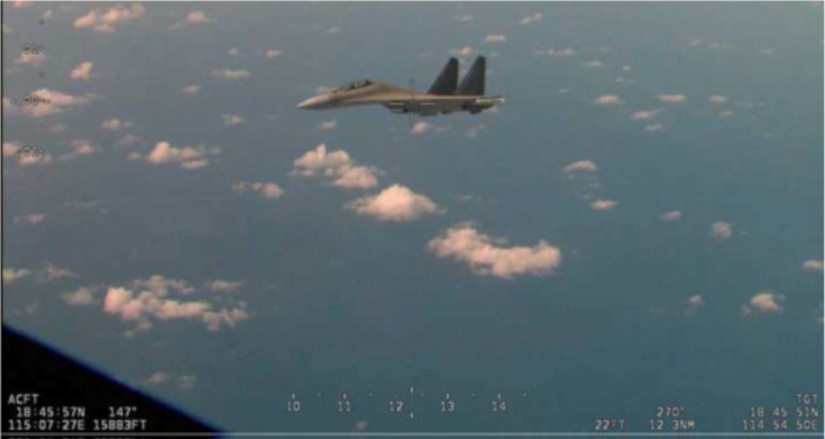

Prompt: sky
[{"left": 2, "top": 1, "right": 823, "bottom": 434}]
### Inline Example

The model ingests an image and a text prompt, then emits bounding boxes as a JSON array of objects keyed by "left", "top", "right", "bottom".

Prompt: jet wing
[{"left": 381, "top": 95, "right": 476, "bottom": 116}]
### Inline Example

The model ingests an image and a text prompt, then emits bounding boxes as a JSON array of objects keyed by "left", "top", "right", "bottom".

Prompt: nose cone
[{"left": 297, "top": 95, "right": 329, "bottom": 110}]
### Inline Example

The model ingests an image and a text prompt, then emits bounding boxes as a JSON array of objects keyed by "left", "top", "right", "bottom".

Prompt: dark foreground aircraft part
[{"left": 2, "top": 325, "right": 222, "bottom": 438}]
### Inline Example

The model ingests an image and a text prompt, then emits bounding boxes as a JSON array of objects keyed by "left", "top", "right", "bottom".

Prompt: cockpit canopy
[{"left": 336, "top": 79, "right": 373, "bottom": 91}]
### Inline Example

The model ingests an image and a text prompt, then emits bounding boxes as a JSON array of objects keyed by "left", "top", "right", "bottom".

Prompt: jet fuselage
[{"left": 297, "top": 56, "right": 504, "bottom": 117}]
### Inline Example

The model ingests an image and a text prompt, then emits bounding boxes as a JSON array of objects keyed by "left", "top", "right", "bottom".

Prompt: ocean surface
[{"left": 3, "top": 2, "right": 823, "bottom": 434}]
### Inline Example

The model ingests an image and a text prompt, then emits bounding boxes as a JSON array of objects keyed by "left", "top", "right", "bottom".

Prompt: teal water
[{"left": 3, "top": 2, "right": 822, "bottom": 434}]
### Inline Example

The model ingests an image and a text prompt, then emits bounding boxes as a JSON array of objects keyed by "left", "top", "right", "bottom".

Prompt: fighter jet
[{"left": 297, "top": 56, "right": 505, "bottom": 116}]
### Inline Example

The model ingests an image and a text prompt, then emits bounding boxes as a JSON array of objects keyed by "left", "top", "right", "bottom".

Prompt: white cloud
[
  {"left": 211, "top": 69, "right": 251, "bottom": 80},
  {"left": 15, "top": 52, "right": 45, "bottom": 66},
  {"left": 319, "top": 120, "right": 337, "bottom": 130},
  {"left": 332, "top": 165, "right": 379, "bottom": 189},
  {"left": 650, "top": 294, "right": 705, "bottom": 319},
  {"left": 72, "top": 140, "right": 97, "bottom": 155},
  {"left": 3, "top": 142, "right": 20, "bottom": 157},
  {"left": 102, "top": 118, "right": 124, "bottom": 130},
  {"left": 13, "top": 88, "right": 95, "bottom": 117},
  {"left": 683, "top": 294, "right": 704, "bottom": 315},
  {"left": 146, "top": 371, "right": 197, "bottom": 390},
  {"left": 590, "top": 199, "right": 617, "bottom": 211},
  {"left": 38, "top": 264, "right": 76, "bottom": 282},
  {"left": 563, "top": 159, "right": 603, "bottom": 201},
  {"left": 631, "top": 109, "right": 658, "bottom": 120},
  {"left": 410, "top": 121, "right": 432, "bottom": 134},
  {"left": 583, "top": 60, "right": 604, "bottom": 68},
  {"left": 484, "top": 34, "right": 507, "bottom": 43},
  {"left": 47, "top": 90, "right": 92, "bottom": 109},
  {"left": 745, "top": 292, "right": 785, "bottom": 314},
  {"left": 265, "top": 49, "right": 282, "bottom": 58},
  {"left": 127, "top": 152, "right": 142, "bottom": 160},
  {"left": 103, "top": 287, "right": 132, "bottom": 315},
  {"left": 146, "top": 371, "right": 170, "bottom": 385},
  {"left": 222, "top": 114, "right": 244, "bottom": 125},
  {"left": 3, "top": 98, "right": 13, "bottom": 113},
  {"left": 118, "top": 134, "right": 142, "bottom": 146},
  {"left": 15, "top": 213, "right": 47, "bottom": 225},
  {"left": 645, "top": 123, "right": 664, "bottom": 133},
  {"left": 708, "top": 95, "right": 728, "bottom": 104},
  {"left": 293, "top": 144, "right": 351, "bottom": 176},
  {"left": 3, "top": 268, "right": 31, "bottom": 284},
  {"left": 4, "top": 140, "right": 47, "bottom": 162},
  {"left": 546, "top": 48, "right": 576, "bottom": 57},
  {"left": 802, "top": 260, "right": 824, "bottom": 272},
  {"left": 325, "top": 26, "right": 341, "bottom": 34},
  {"left": 186, "top": 10, "right": 214, "bottom": 24},
  {"left": 207, "top": 280, "right": 242, "bottom": 293},
  {"left": 519, "top": 12, "right": 543, "bottom": 25},
  {"left": 658, "top": 94, "right": 687, "bottom": 104},
  {"left": 74, "top": 3, "right": 145, "bottom": 32},
  {"left": 450, "top": 46, "right": 474, "bottom": 57},
  {"left": 202, "top": 308, "right": 250, "bottom": 331},
  {"left": 654, "top": 294, "right": 704, "bottom": 318},
  {"left": 181, "top": 159, "right": 210, "bottom": 170},
  {"left": 563, "top": 160, "right": 598, "bottom": 173},
  {"left": 69, "top": 61, "right": 94, "bottom": 80},
  {"left": 227, "top": 47, "right": 240, "bottom": 57},
  {"left": 293, "top": 144, "right": 380, "bottom": 190},
  {"left": 347, "top": 184, "right": 440, "bottom": 222},
  {"left": 232, "top": 181, "right": 284, "bottom": 199},
  {"left": 660, "top": 210, "right": 682, "bottom": 221},
  {"left": 594, "top": 95, "right": 623, "bottom": 106},
  {"left": 103, "top": 288, "right": 201, "bottom": 327},
  {"left": 62, "top": 287, "right": 95, "bottom": 306},
  {"left": 103, "top": 275, "right": 250, "bottom": 331},
  {"left": 146, "top": 141, "right": 219, "bottom": 169},
  {"left": 135, "top": 275, "right": 195, "bottom": 295},
  {"left": 459, "top": 15, "right": 473, "bottom": 22},
  {"left": 710, "top": 221, "right": 732, "bottom": 239},
  {"left": 182, "top": 85, "right": 201, "bottom": 95},
  {"left": 428, "top": 224, "right": 562, "bottom": 279},
  {"left": 162, "top": 301, "right": 213, "bottom": 319},
  {"left": 18, "top": 152, "right": 53, "bottom": 166}
]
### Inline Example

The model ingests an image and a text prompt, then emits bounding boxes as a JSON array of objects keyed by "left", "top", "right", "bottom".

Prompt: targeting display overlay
[{"left": 2, "top": 1, "right": 823, "bottom": 436}]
